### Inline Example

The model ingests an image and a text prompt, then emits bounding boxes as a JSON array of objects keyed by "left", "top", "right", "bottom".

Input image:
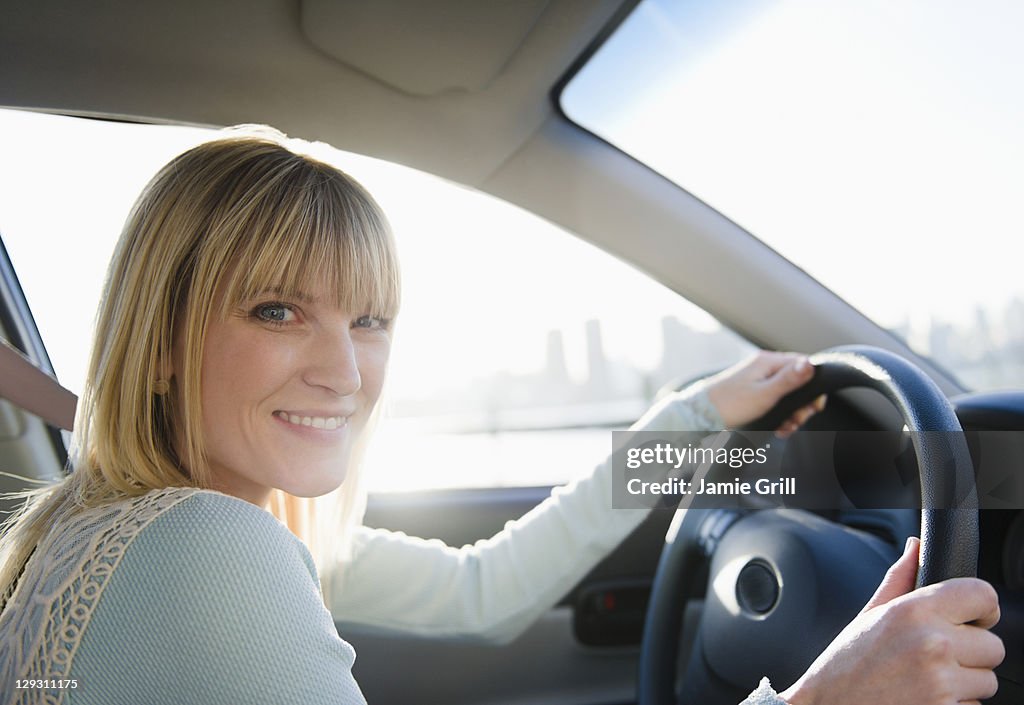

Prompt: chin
[{"left": 280, "top": 471, "right": 350, "bottom": 499}]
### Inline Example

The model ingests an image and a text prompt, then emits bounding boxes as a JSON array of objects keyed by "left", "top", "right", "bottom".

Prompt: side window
[
  {"left": 355, "top": 163, "right": 754, "bottom": 491},
  {"left": 0, "top": 110, "right": 214, "bottom": 393},
  {"left": 0, "top": 109, "right": 753, "bottom": 492}
]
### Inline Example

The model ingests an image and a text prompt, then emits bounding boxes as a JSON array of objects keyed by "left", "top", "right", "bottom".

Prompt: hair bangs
[{"left": 218, "top": 162, "right": 401, "bottom": 320}]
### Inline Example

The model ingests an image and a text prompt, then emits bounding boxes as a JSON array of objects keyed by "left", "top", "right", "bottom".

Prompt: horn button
[{"left": 736, "top": 560, "right": 780, "bottom": 616}]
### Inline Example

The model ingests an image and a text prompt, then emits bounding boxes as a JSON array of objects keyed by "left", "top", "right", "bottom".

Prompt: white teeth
[{"left": 276, "top": 411, "right": 346, "bottom": 430}]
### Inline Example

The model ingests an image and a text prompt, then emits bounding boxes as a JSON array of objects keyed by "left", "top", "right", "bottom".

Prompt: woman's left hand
[{"left": 705, "top": 351, "right": 825, "bottom": 437}]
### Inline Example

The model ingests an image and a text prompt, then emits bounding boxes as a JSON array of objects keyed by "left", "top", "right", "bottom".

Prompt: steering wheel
[{"left": 637, "top": 345, "right": 979, "bottom": 705}]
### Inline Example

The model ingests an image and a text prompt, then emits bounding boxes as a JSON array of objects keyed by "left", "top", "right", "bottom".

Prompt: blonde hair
[{"left": 0, "top": 131, "right": 399, "bottom": 598}]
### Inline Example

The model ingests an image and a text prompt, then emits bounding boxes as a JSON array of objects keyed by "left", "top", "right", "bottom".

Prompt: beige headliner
[{"left": 0, "top": 0, "right": 959, "bottom": 396}]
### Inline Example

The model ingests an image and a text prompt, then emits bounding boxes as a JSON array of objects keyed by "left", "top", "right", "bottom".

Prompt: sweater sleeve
[
  {"left": 69, "top": 491, "right": 366, "bottom": 705},
  {"left": 740, "top": 678, "right": 791, "bottom": 705},
  {"left": 325, "top": 383, "right": 724, "bottom": 644}
]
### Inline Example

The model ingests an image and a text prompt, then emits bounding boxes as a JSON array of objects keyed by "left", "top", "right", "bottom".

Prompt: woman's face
[{"left": 176, "top": 275, "right": 392, "bottom": 505}]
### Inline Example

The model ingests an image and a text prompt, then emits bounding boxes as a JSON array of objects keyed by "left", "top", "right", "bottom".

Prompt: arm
[
  {"left": 71, "top": 491, "right": 366, "bottom": 704},
  {"left": 0, "top": 340, "right": 76, "bottom": 430},
  {"left": 327, "top": 352, "right": 820, "bottom": 643},
  {"left": 326, "top": 383, "right": 722, "bottom": 643}
]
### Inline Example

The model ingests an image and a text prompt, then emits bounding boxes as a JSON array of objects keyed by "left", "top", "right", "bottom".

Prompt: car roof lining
[{"left": 1, "top": 0, "right": 610, "bottom": 185}]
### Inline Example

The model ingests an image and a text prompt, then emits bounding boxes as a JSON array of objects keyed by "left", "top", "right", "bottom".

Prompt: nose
[{"left": 303, "top": 325, "right": 362, "bottom": 396}]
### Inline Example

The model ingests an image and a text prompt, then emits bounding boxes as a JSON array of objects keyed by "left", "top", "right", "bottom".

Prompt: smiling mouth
[{"left": 274, "top": 411, "right": 348, "bottom": 430}]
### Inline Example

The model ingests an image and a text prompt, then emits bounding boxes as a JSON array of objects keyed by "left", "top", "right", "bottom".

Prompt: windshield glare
[{"left": 562, "top": 0, "right": 1024, "bottom": 391}]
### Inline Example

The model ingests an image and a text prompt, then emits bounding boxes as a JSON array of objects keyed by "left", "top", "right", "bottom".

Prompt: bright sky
[{"left": 563, "top": 0, "right": 1024, "bottom": 337}]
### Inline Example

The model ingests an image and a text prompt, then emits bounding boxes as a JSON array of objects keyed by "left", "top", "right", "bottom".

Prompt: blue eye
[
  {"left": 355, "top": 315, "right": 389, "bottom": 330},
  {"left": 253, "top": 303, "right": 295, "bottom": 325}
]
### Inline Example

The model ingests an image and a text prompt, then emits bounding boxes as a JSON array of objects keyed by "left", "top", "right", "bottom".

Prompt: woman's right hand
[
  {"left": 703, "top": 351, "right": 824, "bottom": 437},
  {"left": 780, "top": 537, "right": 1004, "bottom": 705}
]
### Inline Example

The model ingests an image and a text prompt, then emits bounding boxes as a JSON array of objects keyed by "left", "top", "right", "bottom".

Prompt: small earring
[{"left": 153, "top": 379, "right": 170, "bottom": 396}]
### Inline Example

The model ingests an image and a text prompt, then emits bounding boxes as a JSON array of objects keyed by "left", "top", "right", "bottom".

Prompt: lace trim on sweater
[{"left": 0, "top": 487, "right": 201, "bottom": 704}]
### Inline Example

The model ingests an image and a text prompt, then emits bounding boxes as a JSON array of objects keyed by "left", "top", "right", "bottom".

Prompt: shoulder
[
  {"left": 144, "top": 488, "right": 314, "bottom": 560},
  {"left": 114, "top": 487, "right": 320, "bottom": 595},
  {"left": 135, "top": 485, "right": 296, "bottom": 538}
]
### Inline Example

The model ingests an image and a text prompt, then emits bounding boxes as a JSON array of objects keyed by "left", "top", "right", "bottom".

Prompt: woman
[{"left": 0, "top": 133, "right": 1002, "bottom": 704}]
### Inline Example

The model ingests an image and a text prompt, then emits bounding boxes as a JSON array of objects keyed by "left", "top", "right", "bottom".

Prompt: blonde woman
[{"left": 0, "top": 134, "right": 1002, "bottom": 704}]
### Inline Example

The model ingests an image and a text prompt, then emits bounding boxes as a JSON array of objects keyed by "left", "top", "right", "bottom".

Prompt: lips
[{"left": 274, "top": 410, "right": 348, "bottom": 430}]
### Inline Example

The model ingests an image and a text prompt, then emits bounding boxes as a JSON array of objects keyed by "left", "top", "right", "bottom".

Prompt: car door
[{"left": 0, "top": 238, "right": 67, "bottom": 515}]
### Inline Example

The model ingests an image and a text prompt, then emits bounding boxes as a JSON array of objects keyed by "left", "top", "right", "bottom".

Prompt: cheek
[
  {"left": 200, "top": 328, "right": 294, "bottom": 420},
  {"left": 201, "top": 339, "right": 250, "bottom": 416},
  {"left": 357, "top": 343, "right": 391, "bottom": 405}
]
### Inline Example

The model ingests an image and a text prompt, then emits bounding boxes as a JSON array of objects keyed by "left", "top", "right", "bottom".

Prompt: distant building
[{"left": 585, "top": 319, "right": 610, "bottom": 398}]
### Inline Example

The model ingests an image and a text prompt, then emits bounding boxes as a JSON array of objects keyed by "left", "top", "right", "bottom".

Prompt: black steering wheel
[{"left": 637, "top": 345, "right": 979, "bottom": 705}]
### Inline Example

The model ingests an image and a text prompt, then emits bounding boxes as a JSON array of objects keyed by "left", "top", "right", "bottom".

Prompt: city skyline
[{"left": 388, "top": 298, "right": 1024, "bottom": 432}]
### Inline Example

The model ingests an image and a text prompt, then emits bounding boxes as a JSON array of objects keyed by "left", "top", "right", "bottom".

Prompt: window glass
[
  {"left": 0, "top": 109, "right": 752, "bottom": 491},
  {"left": 562, "top": 0, "right": 1024, "bottom": 391}
]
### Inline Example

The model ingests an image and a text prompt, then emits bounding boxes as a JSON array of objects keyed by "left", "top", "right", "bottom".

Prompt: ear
[
  {"left": 155, "top": 333, "right": 177, "bottom": 394},
  {"left": 158, "top": 355, "right": 174, "bottom": 384},
  {"left": 159, "top": 315, "right": 183, "bottom": 384}
]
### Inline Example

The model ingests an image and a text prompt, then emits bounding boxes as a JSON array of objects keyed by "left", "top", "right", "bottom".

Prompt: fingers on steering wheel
[
  {"left": 762, "top": 352, "right": 809, "bottom": 383},
  {"left": 775, "top": 421, "right": 798, "bottom": 439},
  {"left": 775, "top": 394, "right": 827, "bottom": 438},
  {"left": 929, "top": 578, "right": 1001, "bottom": 629},
  {"left": 955, "top": 666, "right": 1000, "bottom": 702},
  {"left": 953, "top": 625, "right": 1006, "bottom": 670},
  {"left": 751, "top": 350, "right": 801, "bottom": 375}
]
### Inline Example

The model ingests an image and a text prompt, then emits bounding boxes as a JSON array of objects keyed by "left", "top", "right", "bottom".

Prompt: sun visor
[{"left": 300, "top": 0, "right": 550, "bottom": 96}]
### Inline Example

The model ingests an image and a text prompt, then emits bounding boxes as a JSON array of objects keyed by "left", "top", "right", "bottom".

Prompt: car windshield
[{"left": 562, "top": 0, "right": 1024, "bottom": 391}]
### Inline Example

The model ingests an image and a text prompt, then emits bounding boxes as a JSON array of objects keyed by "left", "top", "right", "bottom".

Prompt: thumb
[
  {"left": 765, "top": 355, "right": 813, "bottom": 394},
  {"left": 863, "top": 537, "right": 920, "bottom": 612}
]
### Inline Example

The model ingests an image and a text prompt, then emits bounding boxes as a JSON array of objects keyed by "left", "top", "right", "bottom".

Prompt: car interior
[{"left": 1, "top": 1, "right": 1023, "bottom": 703}]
